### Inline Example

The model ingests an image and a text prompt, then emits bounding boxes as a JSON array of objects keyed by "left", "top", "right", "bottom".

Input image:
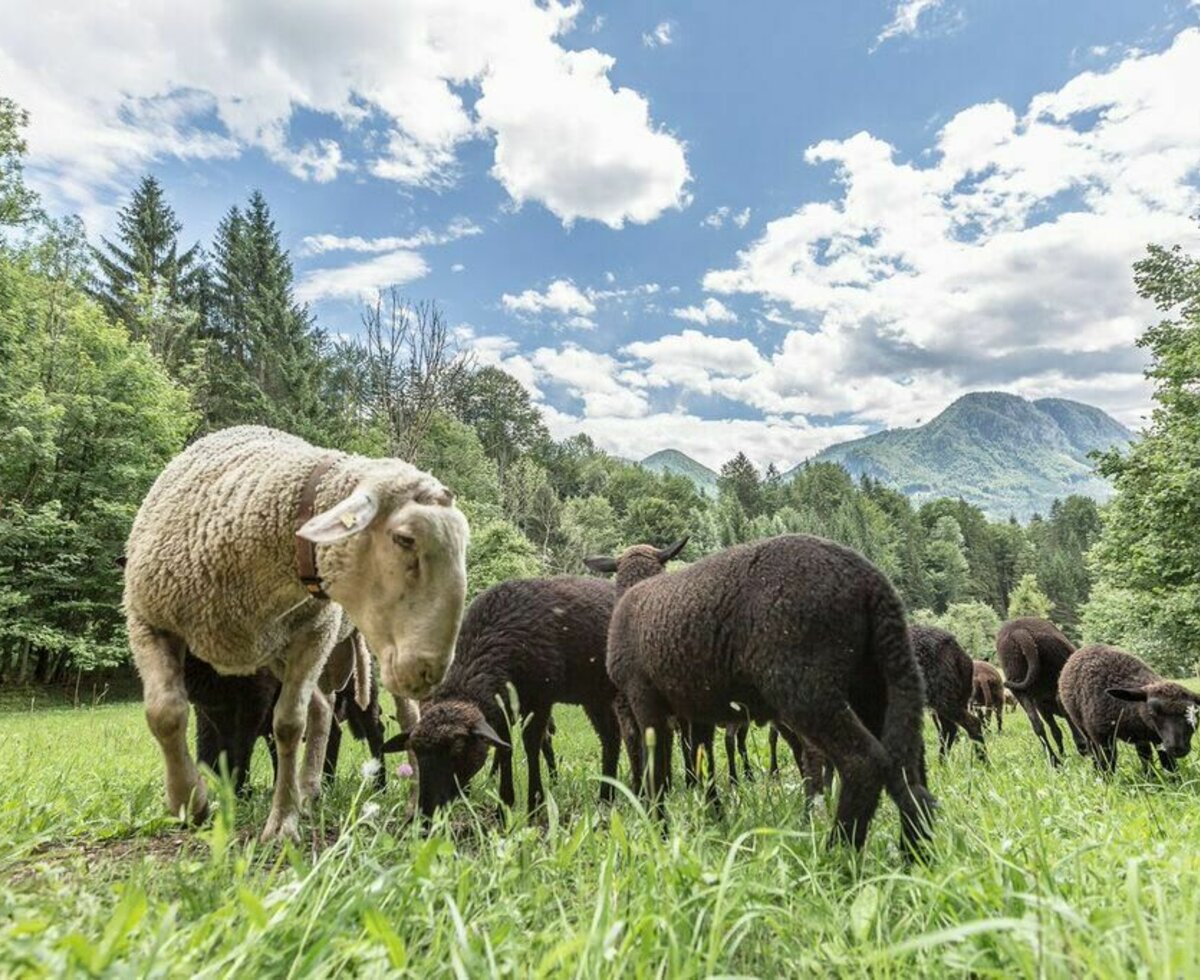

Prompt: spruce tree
[{"left": 91, "top": 175, "right": 203, "bottom": 328}]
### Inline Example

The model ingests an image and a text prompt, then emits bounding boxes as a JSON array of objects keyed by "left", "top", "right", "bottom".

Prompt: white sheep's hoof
[
  {"left": 169, "top": 781, "right": 208, "bottom": 826},
  {"left": 260, "top": 809, "right": 301, "bottom": 844}
]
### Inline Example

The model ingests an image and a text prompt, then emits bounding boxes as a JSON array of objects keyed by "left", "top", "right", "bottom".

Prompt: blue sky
[{"left": 5, "top": 0, "right": 1200, "bottom": 468}]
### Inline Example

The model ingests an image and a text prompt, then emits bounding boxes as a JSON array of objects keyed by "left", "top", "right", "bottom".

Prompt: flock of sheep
[{"left": 121, "top": 426, "right": 1200, "bottom": 853}]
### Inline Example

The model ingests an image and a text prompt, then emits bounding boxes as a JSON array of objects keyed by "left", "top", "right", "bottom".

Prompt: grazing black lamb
[
  {"left": 970, "top": 660, "right": 1006, "bottom": 732},
  {"left": 392, "top": 576, "right": 627, "bottom": 818},
  {"left": 997, "top": 618, "right": 1087, "bottom": 766},
  {"left": 1058, "top": 644, "right": 1200, "bottom": 774},
  {"left": 909, "top": 626, "right": 986, "bottom": 760},
  {"left": 588, "top": 535, "right": 935, "bottom": 852}
]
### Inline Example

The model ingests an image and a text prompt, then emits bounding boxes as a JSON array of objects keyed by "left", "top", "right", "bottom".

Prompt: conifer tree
[{"left": 91, "top": 175, "right": 203, "bottom": 328}]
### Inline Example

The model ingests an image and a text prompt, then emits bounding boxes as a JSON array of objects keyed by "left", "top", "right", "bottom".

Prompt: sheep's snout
[{"left": 381, "top": 648, "right": 452, "bottom": 700}]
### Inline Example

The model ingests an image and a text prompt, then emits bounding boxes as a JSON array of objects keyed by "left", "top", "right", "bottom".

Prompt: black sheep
[
  {"left": 589, "top": 535, "right": 935, "bottom": 852},
  {"left": 997, "top": 618, "right": 1087, "bottom": 766},
  {"left": 970, "top": 660, "right": 1006, "bottom": 732},
  {"left": 1058, "top": 644, "right": 1200, "bottom": 774},
  {"left": 392, "top": 576, "right": 629, "bottom": 817},
  {"left": 909, "top": 626, "right": 986, "bottom": 760},
  {"left": 185, "top": 634, "right": 389, "bottom": 794}
]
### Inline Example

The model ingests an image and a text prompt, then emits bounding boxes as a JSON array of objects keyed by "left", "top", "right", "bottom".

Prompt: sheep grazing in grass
[
  {"left": 123, "top": 425, "right": 468, "bottom": 842},
  {"left": 390, "top": 576, "right": 627, "bottom": 818},
  {"left": 589, "top": 535, "right": 935, "bottom": 853},
  {"left": 970, "top": 660, "right": 1007, "bottom": 732},
  {"left": 1058, "top": 644, "right": 1200, "bottom": 774},
  {"left": 996, "top": 618, "right": 1087, "bottom": 767},
  {"left": 909, "top": 626, "right": 986, "bottom": 760}
]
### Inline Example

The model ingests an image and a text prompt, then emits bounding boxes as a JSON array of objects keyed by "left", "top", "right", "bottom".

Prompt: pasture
[{"left": 3, "top": 696, "right": 1200, "bottom": 977}]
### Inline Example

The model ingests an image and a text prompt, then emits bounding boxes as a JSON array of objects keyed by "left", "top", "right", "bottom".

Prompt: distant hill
[
  {"left": 793, "top": 392, "right": 1133, "bottom": 519},
  {"left": 639, "top": 449, "right": 719, "bottom": 495}
]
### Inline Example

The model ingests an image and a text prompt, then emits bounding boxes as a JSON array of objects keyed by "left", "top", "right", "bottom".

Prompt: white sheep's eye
[{"left": 391, "top": 532, "right": 416, "bottom": 550}]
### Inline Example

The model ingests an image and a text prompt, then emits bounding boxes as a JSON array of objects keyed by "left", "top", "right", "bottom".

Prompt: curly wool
[
  {"left": 410, "top": 576, "right": 622, "bottom": 811},
  {"left": 607, "top": 534, "right": 933, "bottom": 848},
  {"left": 909, "top": 625, "right": 985, "bottom": 757},
  {"left": 123, "top": 425, "right": 444, "bottom": 673},
  {"left": 996, "top": 617, "right": 1083, "bottom": 764}
]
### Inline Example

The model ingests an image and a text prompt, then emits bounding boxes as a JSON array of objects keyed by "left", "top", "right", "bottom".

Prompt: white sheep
[{"left": 123, "top": 425, "right": 468, "bottom": 842}]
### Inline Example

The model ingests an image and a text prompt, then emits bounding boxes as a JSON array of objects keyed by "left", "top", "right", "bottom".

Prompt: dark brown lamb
[
  {"left": 909, "top": 625, "right": 986, "bottom": 760},
  {"left": 1058, "top": 644, "right": 1200, "bottom": 774},
  {"left": 996, "top": 618, "right": 1087, "bottom": 766},
  {"left": 970, "top": 660, "right": 1006, "bottom": 732},
  {"left": 589, "top": 534, "right": 935, "bottom": 853},
  {"left": 391, "top": 576, "right": 628, "bottom": 818}
]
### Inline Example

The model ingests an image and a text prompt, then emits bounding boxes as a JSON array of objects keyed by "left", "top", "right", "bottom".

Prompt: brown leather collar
[{"left": 295, "top": 455, "right": 339, "bottom": 600}]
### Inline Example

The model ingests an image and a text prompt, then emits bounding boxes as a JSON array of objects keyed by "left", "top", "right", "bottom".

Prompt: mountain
[
  {"left": 792, "top": 392, "right": 1133, "bottom": 519},
  {"left": 639, "top": 449, "right": 719, "bottom": 495}
]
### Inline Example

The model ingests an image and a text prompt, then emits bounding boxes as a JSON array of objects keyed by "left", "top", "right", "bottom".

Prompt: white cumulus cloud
[{"left": 671, "top": 297, "right": 737, "bottom": 325}]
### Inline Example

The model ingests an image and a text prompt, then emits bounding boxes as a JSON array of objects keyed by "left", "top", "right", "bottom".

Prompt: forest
[{"left": 2, "top": 94, "right": 1198, "bottom": 687}]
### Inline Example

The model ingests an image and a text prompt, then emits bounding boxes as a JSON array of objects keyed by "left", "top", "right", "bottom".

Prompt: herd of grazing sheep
[{"left": 121, "top": 426, "right": 1200, "bottom": 857}]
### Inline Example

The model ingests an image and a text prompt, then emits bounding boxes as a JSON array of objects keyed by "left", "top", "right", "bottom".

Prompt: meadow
[{"left": 3, "top": 694, "right": 1200, "bottom": 978}]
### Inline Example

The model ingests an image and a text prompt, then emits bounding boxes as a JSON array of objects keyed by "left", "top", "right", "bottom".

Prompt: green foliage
[
  {"left": 1086, "top": 229, "right": 1200, "bottom": 672},
  {"left": 717, "top": 452, "right": 763, "bottom": 518},
  {"left": 464, "top": 513, "right": 544, "bottom": 598},
  {"left": 0, "top": 223, "right": 195, "bottom": 679},
  {"left": 1006, "top": 573, "right": 1053, "bottom": 620},
  {"left": 924, "top": 517, "right": 971, "bottom": 613},
  {"left": 0, "top": 97, "right": 38, "bottom": 228},
  {"left": 914, "top": 601, "right": 1003, "bottom": 660}
]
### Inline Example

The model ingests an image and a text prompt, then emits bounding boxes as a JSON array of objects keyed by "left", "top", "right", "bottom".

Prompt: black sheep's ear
[
  {"left": 656, "top": 537, "right": 689, "bottom": 563},
  {"left": 381, "top": 732, "right": 411, "bottom": 753},
  {"left": 1107, "top": 687, "right": 1148, "bottom": 702},
  {"left": 584, "top": 555, "right": 619, "bottom": 575},
  {"left": 472, "top": 718, "right": 510, "bottom": 750}
]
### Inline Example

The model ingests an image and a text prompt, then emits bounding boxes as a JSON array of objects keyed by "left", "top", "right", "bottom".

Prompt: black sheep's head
[
  {"left": 1107, "top": 682, "right": 1200, "bottom": 758},
  {"left": 386, "top": 700, "right": 508, "bottom": 816},
  {"left": 584, "top": 538, "right": 688, "bottom": 595}
]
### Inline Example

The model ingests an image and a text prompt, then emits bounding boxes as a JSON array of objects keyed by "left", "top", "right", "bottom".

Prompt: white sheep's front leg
[
  {"left": 130, "top": 618, "right": 207, "bottom": 824},
  {"left": 262, "top": 636, "right": 331, "bottom": 844},
  {"left": 300, "top": 688, "right": 332, "bottom": 801}
]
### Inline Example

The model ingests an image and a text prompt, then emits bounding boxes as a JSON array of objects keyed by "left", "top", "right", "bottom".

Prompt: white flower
[
  {"left": 361, "top": 758, "right": 382, "bottom": 780},
  {"left": 1187, "top": 703, "right": 1198, "bottom": 729},
  {"left": 361, "top": 801, "right": 381, "bottom": 820}
]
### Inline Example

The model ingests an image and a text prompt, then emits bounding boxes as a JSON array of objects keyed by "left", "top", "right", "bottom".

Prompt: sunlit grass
[{"left": 2, "top": 699, "right": 1199, "bottom": 977}]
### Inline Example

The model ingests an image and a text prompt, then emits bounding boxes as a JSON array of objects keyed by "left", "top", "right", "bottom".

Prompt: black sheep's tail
[{"left": 1003, "top": 629, "right": 1040, "bottom": 692}]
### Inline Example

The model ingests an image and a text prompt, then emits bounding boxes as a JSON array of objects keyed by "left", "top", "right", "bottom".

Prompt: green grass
[{"left": 3, "top": 701, "right": 1200, "bottom": 978}]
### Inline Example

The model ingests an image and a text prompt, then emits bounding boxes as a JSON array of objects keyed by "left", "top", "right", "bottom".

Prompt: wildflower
[
  {"left": 361, "top": 801, "right": 381, "bottom": 820},
  {"left": 396, "top": 762, "right": 414, "bottom": 779},
  {"left": 361, "top": 758, "right": 382, "bottom": 781}
]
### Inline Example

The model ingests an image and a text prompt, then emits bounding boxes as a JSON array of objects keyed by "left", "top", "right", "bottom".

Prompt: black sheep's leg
[
  {"left": 679, "top": 723, "right": 699, "bottom": 788},
  {"left": 627, "top": 686, "right": 672, "bottom": 820},
  {"left": 933, "top": 714, "right": 955, "bottom": 759},
  {"left": 522, "top": 711, "right": 551, "bottom": 815},
  {"left": 956, "top": 709, "right": 987, "bottom": 763},
  {"left": 768, "top": 724, "right": 780, "bottom": 777},
  {"left": 1063, "top": 714, "right": 1089, "bottom": 757},
  {"left": 323, "top": 718, "right": 342, "bottom": 785},
  {"left": 724, "top": 725, "right": 739, "bottom": 785},
  {"left": 994, "top": 703, "right": 1004, "bottom": 734},
  {"left": 1042, "top": 708, "right": 1068, "bottom": 760},
  {"left": 496, "top": 745, "right": 516, "bottom": 810},
  {"left": 1135, "top": 742, "right": 1155, "bottom": 774},
  {"left": 794, "top": 707, "right": 888, "bottom": 852},
  {"left": 1157, "top": 748, "right": 1178, "bottom": 773},
  {"left": 687, "top": 722, "right": 721, "bottom": 814},
  {"left": 583, "top": 702, "right": 621, "bottom": 804},
  {"left": 542, "top": 732, "right": 558, "bottom": 781},
  {"left": 613, "top": 695, "right": 643, "bottom": 797},
  {"left": 1018, "top": 697, "right": 1061, "bottom": 767},
  {"left": 737, "top": 724, "right": 753, "bottom": 782}
]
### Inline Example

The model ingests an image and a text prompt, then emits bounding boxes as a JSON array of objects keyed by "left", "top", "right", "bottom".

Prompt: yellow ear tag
[{"left": 339, "top": 513, "right": 358, "bottom": 529}]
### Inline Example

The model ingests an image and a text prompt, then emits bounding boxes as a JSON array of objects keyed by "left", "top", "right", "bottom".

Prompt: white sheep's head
[{"left": 298, "top": 475, "right": 469, "bottom": 699}]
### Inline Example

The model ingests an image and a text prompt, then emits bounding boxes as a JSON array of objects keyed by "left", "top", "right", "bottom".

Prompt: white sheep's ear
[
  {"left": 1107, "top": 687, "right": 1148, "bottom": 702},
  {"left": 297, "top": 490, "right": 380, "bottom": 544}
]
